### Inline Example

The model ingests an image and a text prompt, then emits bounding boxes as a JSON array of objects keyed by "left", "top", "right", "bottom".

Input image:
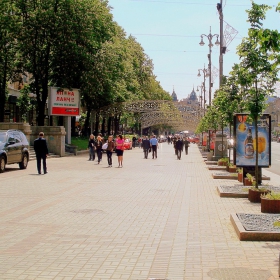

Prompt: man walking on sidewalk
[
  {"left": 150, "top": 135, "right": 158, "bottom": 159},
  {"left": 34, "top": 132, "right": 49, "bottom": 174},
  {"left": 175, "top": 137, "right": 183, "bottom": 160},
  {"left": 142, "top": 136, "right": 150, "bottom": 159}
]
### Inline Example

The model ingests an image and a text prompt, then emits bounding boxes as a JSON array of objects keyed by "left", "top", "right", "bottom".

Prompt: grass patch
[
  {"left": 262, "top": 192, "right": 280, "bottom": 200},
  {"left": 273, "top": 221, "right": 280, "bottom": 228},
  {"left": 71, "top": 137, "right": 88, "bottom": 151}
]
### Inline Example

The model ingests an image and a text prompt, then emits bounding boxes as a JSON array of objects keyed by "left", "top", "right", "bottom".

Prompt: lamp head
[
  {"left": 197, "top": 70, "right": 201, "bottom": 77},
  {"left": 199, "top": 38, "right": 205, "bottom": 46},
  {"left": 215, "top": 38, "right": 220, "bottom": 46}
]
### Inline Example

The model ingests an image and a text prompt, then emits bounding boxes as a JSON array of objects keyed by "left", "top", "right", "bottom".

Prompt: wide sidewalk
[{"left": 0, "top": 143, "right": 279, "bottom": 280}]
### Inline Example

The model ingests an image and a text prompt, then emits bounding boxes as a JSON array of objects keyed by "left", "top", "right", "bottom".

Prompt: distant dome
[
  {"left": 171, "top": 88, "right": 178, "bottom": 101},
  {"left": 189, "top": 88, "right": 198, "bottom": 101}
]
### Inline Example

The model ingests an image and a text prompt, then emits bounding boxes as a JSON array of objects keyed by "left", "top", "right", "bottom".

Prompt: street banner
[
  {"left": 209, "top": 130, "right": 216, "bottom": 150},
  {"left": 202, "top": 132, "right": 207, "bottom": 146},
  {"left": 233, "top": 114, "right": 271, "bottom": 167},
  {"left": 48, "top": 87, "right": 80, "bottom": 116}
]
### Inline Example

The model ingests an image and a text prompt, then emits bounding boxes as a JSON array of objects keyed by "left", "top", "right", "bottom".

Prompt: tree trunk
[
  {"left": 0, "top": 53, "right": 8, "bottom": 122},
  {"left": 37, "top": 96, "right": 45, "bottom": 126},
  {"left": 0, "top": 84, "right": 6, "bottom": 122},
  {"left": 107, "top": 117, "right": 112, "bottom": 135},
  {"left": 255, "top": 114, "right": 259, "bottom": 188},
  {"left": 114, "top": 115, "right": 120, "bottom": 135},
  {"left": 84, "top": 107, "right": 91, "bottom": 134},
  {"left": 95, "top": 112, "right": 100, "bottom": 136},
  {"left": 101, "top": 117, "right": 105, "bottom": 135}
]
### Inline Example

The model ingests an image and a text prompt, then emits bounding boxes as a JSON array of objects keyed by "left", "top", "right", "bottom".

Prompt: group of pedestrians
[
  {"left": 173, "top": 136, "right": 190, "bottom": 160},
  {"left": 88, "top": 134, "right": 125, "bottom": 168},
  {"left": 142, "top": 135, "right": 159, "bottom": 159},
  {"left": 33, "top": 131, "right": 191, "bottom": 174}
]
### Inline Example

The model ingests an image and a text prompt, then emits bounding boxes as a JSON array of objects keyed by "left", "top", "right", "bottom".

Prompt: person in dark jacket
[
  {"left": 183, "top": 137, "right": 190, "bottom": 155},
  {"left": 106, "top": 135, "right": 115, "bottom": 167},
  {"left": 34, "top": 132, "right": 49, "bottom": 174},
  {"left": 175, "top": 138, "right": 183, "bottom": 160},
  {"left": 88, "top": 134, "right": 96, "bottom": 161},
  {"left": 142, "top": 136, "right": 150, "bottom": 159},
  {"left": 95, "top": 135, "right": 103, "bottom": 164}
]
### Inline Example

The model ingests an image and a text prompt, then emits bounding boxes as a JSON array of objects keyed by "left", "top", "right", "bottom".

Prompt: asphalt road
[{"left": 265, "top": 141, "right": 280, "bottom": 175}]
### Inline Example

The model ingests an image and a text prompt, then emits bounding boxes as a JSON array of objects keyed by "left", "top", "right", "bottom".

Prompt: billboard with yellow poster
[{"left": 233, "top": 114, "right": 271, "bottom": 167}]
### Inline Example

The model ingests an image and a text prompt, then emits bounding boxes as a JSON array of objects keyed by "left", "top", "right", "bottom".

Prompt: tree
[
  {"left": 16, "top": 0, "right": 115, "bottom": 125},
  {"left": 16, "top": 85, "right": 32, "bottom": 122},
  {"left": 236, "top": 2, "right": 280, "bottom": 188},
  {"left": 0, "top": 0, "right": 21, "bottom": 121}
]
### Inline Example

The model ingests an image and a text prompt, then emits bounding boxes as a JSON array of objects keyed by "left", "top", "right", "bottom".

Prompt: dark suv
[{"left": 0, "top": 129, "right": 29, "bottom": 173}]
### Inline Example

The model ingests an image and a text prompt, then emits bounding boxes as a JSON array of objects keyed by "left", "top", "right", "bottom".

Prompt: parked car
[
  {"left": 189, "top": 136, "right": 199, "bottom": 144},
  {"left": 123, "top": 138, "right": 132, "bottom": 150},
  {"left": 0, "top": 129, "right": 29, "bottom": 173}
]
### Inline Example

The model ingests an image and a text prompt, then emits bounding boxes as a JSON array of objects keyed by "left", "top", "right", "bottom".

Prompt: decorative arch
[{"left": 97, "top": 100, "right": 203, "bottom": 131}]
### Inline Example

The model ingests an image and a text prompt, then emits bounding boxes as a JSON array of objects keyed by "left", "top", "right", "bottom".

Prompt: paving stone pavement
[{"left": 0, "top": 143, "right": 279, "bottom": 280}]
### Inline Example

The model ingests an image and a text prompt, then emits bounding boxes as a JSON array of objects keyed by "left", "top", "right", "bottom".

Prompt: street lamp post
[
  {"left": 197, "top": 65, "right": 209, "bottom": 111},
  {"left": 199, "top": 27, "right": 219, "bottom": 105},
  {"left": 196, "top": 84, "right": 203, "bottom": 108}
]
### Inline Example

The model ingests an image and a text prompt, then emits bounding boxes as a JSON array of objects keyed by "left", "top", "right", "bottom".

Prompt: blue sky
[{"left": 108, "top": 0, "right": 280, "bottom": 101}]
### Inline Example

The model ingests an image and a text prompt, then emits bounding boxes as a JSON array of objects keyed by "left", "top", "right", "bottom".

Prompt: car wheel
[
  {"left": 19, "top": 154, "right": 28, "bottom": 169},
  {"left": 0, "top": 156, "right": 6, "bottom": 173}
]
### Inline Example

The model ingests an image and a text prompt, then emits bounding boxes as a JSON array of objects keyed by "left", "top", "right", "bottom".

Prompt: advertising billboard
[
  {"left": 234, "top": 114, "right": 271, "bottom": 167},
  {"left": 48, "top": 87, "right": 80, "bottom": 116}
]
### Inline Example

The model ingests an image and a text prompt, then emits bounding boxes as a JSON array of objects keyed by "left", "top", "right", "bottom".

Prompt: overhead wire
[{"left": 127, "top": 0, "right": 249, "bottom": 6}]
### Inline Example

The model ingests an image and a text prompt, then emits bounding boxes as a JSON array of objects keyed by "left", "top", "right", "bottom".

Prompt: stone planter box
[
  {"left": 248, "top": 188, "right": 269, "bottom": 203},
  {"left": 261, "top": 198, "right": 280, "bottom": 213}
]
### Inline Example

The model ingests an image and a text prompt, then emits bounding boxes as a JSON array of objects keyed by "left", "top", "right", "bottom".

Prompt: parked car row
[{"left": 0, "top": 129, "right": 29, "bottom": 173}]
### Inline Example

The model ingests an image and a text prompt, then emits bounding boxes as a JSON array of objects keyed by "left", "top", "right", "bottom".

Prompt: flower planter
[
  {"left": 261, "top": 198, "right": 280, "bottom": 213},
  {"left": 228, "top": 167, "right": 237, "bottom": 173},
  {"left": 244, "top": 178, "right": 252, "bottom": 186},
  {"left": 248, "top": 188, "right": 269, "bottom": 203},
  {"left": 238, "top": 173, "right": 243, "bottom": 182},
  {"left": 218, "top": 162, "right": 228, "bottom": 166}
]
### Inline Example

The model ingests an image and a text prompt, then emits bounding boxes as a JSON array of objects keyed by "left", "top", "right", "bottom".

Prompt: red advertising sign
[{"left": 48, "top": 87, "right": 80, "bottom": 116}]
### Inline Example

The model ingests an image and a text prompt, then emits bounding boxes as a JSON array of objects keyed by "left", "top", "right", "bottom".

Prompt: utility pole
[{"left": 217, "top": 0, "right": 224, "bottom": 88}]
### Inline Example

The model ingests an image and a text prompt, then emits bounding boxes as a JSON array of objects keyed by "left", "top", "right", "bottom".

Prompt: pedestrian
[
  {"left": 88, "top": 134, "right": 96, "bottom": 161},
  {"left": 95, "top": 135, "right": 103, "bottom": 164},
  {"left": 34, "top": 132, "right": 49, "bottom": 174},
  {"left": 173, "top": 136, "right": 178, "bottom": 155},
  {"left": 150, "top": 135, "right": 158, "bottom": 159},
  {"left": 138, "top": 137, "right": 142, "bottom": 148},
  {"left": 142, "top": 136, "right": 150, "bottom": 159},
  {"left": 115, "top": 134, "right": 124, "bottom": 167},
  {"left": 106, "top": 135, "right": 115, "bottom": 167},
  {"left": 175, "top": 138, "right": 183, "bottom": 160},
  {"left": 132, "top": 135, "right": 137, "bottom": 148},
  {"left": 183, "top": 137, "right": 190, "bottom": 155}
]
